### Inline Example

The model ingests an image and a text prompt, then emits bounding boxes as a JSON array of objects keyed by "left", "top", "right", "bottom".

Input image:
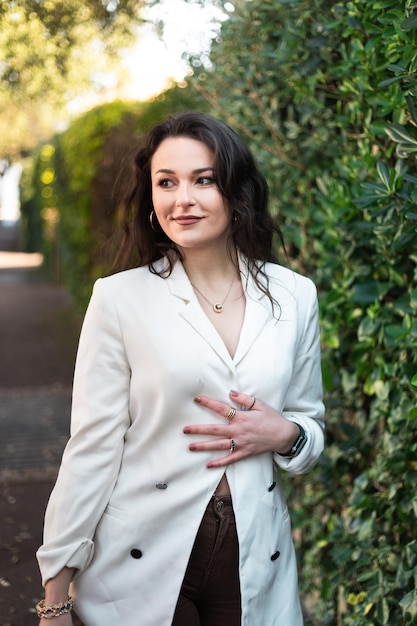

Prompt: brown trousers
[{"left": 171, "top": 495, "right": 242, "bottom": 626}]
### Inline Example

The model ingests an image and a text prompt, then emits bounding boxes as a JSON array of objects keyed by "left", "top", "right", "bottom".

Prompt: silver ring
[
  {"left": 226, "top": 407, "right": 236, "bottom": 421},
  {"left": 247, "top": 397, "right": 256, "bottom": 410},
  {"left": 230, "top": 439, "right": 236, "bottom": 453}
]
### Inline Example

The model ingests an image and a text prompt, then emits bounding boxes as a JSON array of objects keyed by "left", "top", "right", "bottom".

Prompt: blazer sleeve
[
  {"left": 36, "top": 278, "right": 131, "bottom": 586},
  {"left": 273, "top": 275, "right": 325, "bottom": 475}
]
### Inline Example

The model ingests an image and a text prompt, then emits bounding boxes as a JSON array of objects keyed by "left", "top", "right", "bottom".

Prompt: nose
[{"left": 176, "top": 182, "right": 196, "bottom": 207}]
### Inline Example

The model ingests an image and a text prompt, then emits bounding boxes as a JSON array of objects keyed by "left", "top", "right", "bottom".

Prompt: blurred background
[{"left": 1, "top": 1, "right": 416, "bottom": 625}]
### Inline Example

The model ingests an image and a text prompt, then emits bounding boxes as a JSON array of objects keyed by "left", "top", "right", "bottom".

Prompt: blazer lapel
[
  {"left": 162, "top": 256, "right": 273, "bottom": 370},
  {"left": 165, "top": 259, "right": 234, "bottom": 368},
  {"left": 233, "top": 256, "right": 273, "bottom": 366}
]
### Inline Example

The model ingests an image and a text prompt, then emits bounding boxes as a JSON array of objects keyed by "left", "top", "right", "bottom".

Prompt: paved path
[
  {"left": 0, "top": 257, "right": 80, "bottom": 482},
  {"left": 0, "top": 386, "right": 72, "bottom": 480},
  {"left": 0, "top": 222, "right": 82, "bottom": 625}
]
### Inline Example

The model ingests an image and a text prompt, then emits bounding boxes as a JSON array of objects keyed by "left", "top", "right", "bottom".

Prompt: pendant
[{"left": 213, "top": 303, "right": 223, "bottom": 313}]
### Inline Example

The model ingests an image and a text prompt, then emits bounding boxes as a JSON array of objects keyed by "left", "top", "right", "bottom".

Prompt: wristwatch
[{"left": 277, "top": 423, "right": 307, "bottom": 458}]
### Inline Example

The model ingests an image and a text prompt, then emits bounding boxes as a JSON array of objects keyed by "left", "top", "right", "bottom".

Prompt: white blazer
[{"left": 37, "top": 256, "right": 325, "bottom": 626}]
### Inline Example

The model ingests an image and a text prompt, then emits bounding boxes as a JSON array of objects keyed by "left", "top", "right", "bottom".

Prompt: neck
[{"left": 181, "top": 248, "right": 239, "bottom": 285}]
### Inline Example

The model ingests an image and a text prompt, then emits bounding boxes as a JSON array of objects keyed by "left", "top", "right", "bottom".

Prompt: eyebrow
[{"left": 154, "top": 167, "right": 215, "bottom": 175}]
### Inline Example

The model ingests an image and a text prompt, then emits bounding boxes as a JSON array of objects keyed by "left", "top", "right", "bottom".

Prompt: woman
[{"left": 36, "top": 111, "right": 325, "bottom": 625}]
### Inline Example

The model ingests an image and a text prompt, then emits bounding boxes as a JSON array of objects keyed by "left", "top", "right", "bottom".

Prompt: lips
[{"left": 173, "top": 216, "right": 202, "bottom": 226}]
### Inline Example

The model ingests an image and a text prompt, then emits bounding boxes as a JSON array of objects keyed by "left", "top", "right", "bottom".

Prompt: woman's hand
[
  {"left": 183, "top": 389, "right": 299, "bottom": 468},
  {"left": 39, "top": 615, "right": 73, "bottom": 626},
  {"left": 39, "top": 567, "right": 75, "bottom": 626}
]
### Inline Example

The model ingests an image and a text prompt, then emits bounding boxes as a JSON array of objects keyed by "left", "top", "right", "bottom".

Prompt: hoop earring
[{"left": 149, "top": 210, "right": 159, "bottom": 232}]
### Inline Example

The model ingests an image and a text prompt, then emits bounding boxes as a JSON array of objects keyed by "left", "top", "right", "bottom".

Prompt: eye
[
  {"left": 157, "top": 178, "right": 174, "bottom": 188},
  {"left": 196, "top": 176, "right": 215, "bottom": 185}
]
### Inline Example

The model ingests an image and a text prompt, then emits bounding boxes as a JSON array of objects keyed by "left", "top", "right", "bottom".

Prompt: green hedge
[{"left": 189, "top": 1, "right": 417, "bottom": 623}]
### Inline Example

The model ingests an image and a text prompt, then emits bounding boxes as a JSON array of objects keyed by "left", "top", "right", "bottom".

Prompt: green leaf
[
  {"left": 397, "top": 143, "right": 417, "bottom": 157},
  {"left": 377, "top": 597, "right": 390, "bottom": 624},
  {"left": 400, "top": 589, "right": 417, "bottom": 620},
  {"left": 401, "top": 14, "right": 417, "bottom": 30},
  {"left": 385, "top": 123, "right": 417, "bottom": 145},
  {"left": 392, "top": 231, "right": 417, "bottom": 251},
  {"left": 387, "top": 63, "right": 407, "bottom": 73},
  {"left": 358, "top": 316, "right": 379, "bottom": 341},
  {"left": 378, "top": 76, "right": 404, "bottom": 87},
  {"left": 353, "top": 282, "right": 391, "bottom": 304},
  {"left": 376, "top": 161, "right": 391, "bottom": 190},
  {"left": 406, "top": 95, "right": 417, "bottom": 126}
]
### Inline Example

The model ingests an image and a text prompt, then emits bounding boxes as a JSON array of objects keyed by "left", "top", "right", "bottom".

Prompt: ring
[
  {"left": 248, "top": 397, "right": 256, "bottom": 410},
  {"left": 226, "top": 407, "right": 236, "bottom": 421},
  {"left": 230, "top": 439, "right": 236, "bottom": 452}
]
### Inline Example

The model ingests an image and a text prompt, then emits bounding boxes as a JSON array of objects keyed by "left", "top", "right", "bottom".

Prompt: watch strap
[{"left": 277, "top": 423, "right": 307, "bottom": 458}]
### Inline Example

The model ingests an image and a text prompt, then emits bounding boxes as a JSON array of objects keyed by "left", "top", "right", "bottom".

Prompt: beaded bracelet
[{"left": 36, "top": 596, "right": 74, "bottom": 619}]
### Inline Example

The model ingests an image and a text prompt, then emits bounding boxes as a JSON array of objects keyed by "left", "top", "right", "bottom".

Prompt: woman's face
[{"left": 150, "top": 136, "right": 232, "bottom": 254}]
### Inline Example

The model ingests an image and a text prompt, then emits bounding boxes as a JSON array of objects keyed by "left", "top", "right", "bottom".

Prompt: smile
[{"left": 173, "top": 216, "right": 203, "bottom": 225}]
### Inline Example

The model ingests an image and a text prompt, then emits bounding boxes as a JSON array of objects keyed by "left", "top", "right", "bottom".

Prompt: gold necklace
[{"left": 191, "top": 274, "right": 235, "bottom": 313}]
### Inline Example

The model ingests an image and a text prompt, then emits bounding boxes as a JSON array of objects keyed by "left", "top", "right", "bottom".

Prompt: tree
[{"left": 0, "top": 0, "right": 144, "bottom": 157}]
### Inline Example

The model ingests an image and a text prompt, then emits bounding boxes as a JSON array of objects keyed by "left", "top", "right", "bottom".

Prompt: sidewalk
[{"left": 0, "top": 228, "right": 82, "bottom": 625}]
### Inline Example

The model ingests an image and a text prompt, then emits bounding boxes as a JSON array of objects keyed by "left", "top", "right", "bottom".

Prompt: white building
[{"left": 0, "top": 162, "right": 22, "bottom": 222}]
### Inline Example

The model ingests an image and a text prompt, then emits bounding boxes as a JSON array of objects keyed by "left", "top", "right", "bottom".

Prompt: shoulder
[
  {"left": 92, "top": 264, "right": 161, "bottom": 299},
  {"left": 265, "top": 261, "right": 317, "bottom": 299},
  {"left": 263, "top": 263, "right": 320, "bottom": 330},
  {"left": 99, "top": 266, "right": 151, "bottom": 287}
]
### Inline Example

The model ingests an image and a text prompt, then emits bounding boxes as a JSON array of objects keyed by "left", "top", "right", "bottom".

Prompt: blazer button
[
  {"left": 268, "top": 481, "right": 276, "bottom": 492},
  {"left": 271, "top": 551, "right": 281, "bottom": 561},
  {"left": 155, "top": 482, "right": 168, "bottom": 489},
  {"left": 130, "top": 549, "right": 143, "bottom": 559}
]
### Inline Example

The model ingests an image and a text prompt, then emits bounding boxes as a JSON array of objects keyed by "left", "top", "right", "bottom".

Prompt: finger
[
  {"left": 194, "top": 395, "right": 238, "bottom": 421},
  {"left": 188, "top": 438, "right": 233, "bottom": 452},
  {"left": 183, "top": 423, "right": 230, "bottom": 436},
  {"left": 225, "top": 407, "right": 237, "bottom": 421},
  {"left": 207, "top": 448, "right": 245, "bottom": 469},
  {"left": 229, "top": 390, "right": 258, "bottom": 410}
]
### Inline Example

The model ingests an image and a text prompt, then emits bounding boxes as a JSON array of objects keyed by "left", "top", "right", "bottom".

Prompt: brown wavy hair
[{"left": 112, "top": 111, "right": 286, "bottom": 298}]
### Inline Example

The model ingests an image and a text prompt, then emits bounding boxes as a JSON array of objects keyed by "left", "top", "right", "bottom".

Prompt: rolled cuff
[
  {"left": 37, "top": 538, "right": 94, "bottom": 587},
  {"left": 273, "top": 414, "right": 325, "bottom": 475}
]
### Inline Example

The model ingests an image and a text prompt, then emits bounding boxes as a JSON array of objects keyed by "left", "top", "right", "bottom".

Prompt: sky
[
  {"left": 121, "top": 0, "right": 227, "bottom": 99},
  {"left": 67, "top": 0, "right": 228, "bottom": 114}
]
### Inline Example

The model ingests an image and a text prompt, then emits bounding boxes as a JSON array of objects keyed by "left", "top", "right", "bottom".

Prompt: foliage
[
  {"left": 21, "top": 85, "right": 209, "bottom": 305},
  {"left": 183, "top": 0, "right": 417, "bottom": 624},
  {"left": 0, "top": 0, "right": 143, "bottom": 157}
]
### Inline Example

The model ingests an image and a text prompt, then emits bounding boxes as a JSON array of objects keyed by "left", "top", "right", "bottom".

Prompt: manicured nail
[
  {"left": 194, "top": 395, "right": 202, "bottom": 403},
  {"left": 183, "top": 426, "right": 190, "bottom": 433},
  {"left": 230, "top": 390, "right": 239, "bottom": 397}
]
